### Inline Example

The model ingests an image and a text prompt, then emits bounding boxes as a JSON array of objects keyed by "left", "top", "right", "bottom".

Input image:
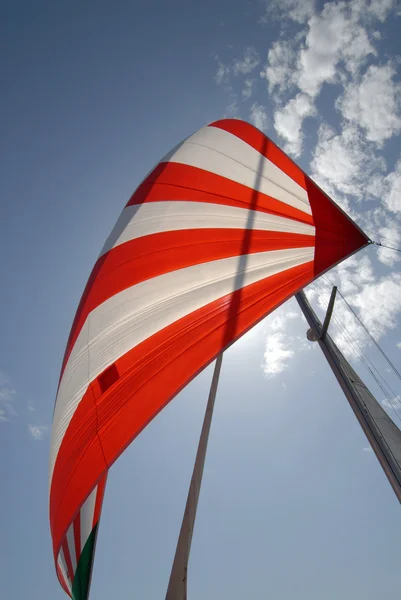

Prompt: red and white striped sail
[{"left": 49, "top": 119, "right": 369, "bottom": 599}]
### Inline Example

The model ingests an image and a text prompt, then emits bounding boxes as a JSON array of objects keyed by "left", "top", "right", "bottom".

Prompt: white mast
[
  {"left": 165, "top": 355, "right": 223, "bottom": 600},
  {"left": 296, "top": 289, "right": 401, "bottom": 503}
]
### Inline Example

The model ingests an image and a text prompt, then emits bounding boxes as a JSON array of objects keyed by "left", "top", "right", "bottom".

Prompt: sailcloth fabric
[{"left": 49, "top": 119, "right": 369, "bottom": 598}]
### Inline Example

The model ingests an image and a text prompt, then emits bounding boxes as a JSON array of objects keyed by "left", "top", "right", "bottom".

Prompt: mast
[
  {"left": 165, "top": 355, "right": 223, "bottom": 600},
  {"left": 296, "top": 289, "right": 401, "bottom": 504}
]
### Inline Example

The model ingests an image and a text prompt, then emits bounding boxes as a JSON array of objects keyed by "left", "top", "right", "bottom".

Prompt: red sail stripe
[
  {"left": 126, "top": 162, "right": 314, "bottom": 227},
  {"left": 56, "top": 563, "right": 71, "bottom": 597},
  {"left": 50, "top": 260, "right": 314, "bottom": 554},
  {"left": 73, "top": 511, "right": 81, "bottom": 566},
  {"left": 61, "top": 538, "right": 74, "bottom": 584},
  {"left": 60, "top": 229, "right": 315, "bottom": 379},
  {"left": 93, "top": 475, "right": 107, "bottom": 528},
  {"left": 209, "top": 120, "right": 307, "bottom": 189}
]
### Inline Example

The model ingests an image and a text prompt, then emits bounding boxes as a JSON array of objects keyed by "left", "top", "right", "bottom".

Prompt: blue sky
[{"left": 1, "top": 0, "right": 401, "bottom": 598}]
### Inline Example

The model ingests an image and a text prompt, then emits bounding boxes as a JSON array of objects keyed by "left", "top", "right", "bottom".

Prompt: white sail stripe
[
  {"left": 205, "top": 125, "right": 308, "bottom": 202},
  {"left": 160, "top": 125, "right": 311, "bottom": 215},
  {"left": 58, "top": 549, "right": 72, "bottom": 592},
  {"left": 100, "top": 201, "right": 315, "bottom": 257},
  {"left": 50, "top": 247, "right": 314, "bottom": 481},
  {"left": 66, "top": 524, "right": 77, "bottom": 572},
  {"left": 80, "top": 486, "right": 97, "bottom": 553}
]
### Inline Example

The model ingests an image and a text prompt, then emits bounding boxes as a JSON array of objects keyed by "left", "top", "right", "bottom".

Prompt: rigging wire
[
  {"left": 322, "top": 274, "right": 401, "bottom": 382},
  {"left": 376, "top": 235, "right": 401, "bottom": 247},
  {"left": 368, "top": 232, "right": 401, "bottom": 252},
  {"left": 311, "top": 283, "right": 401, "bottom": 423},
  {"left": 373, "top": 240, "right": 401, "bottom": 254},
  {"left": 311, "top": 283, "right": 392, "bottom": 391},
  {"left": 318, "top": 278, "right": 401, "bottom": 392},
  {"left": 366, "top": 231, "right": 401, "bottom": 246},
  {"left": 330, "top": 313, "right": 399, "bottom": 406},
  {"left": 310, "top": 283, "right": 401, "bottom": 423}
]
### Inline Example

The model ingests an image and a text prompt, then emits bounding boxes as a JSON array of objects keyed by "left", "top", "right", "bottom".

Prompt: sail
[{"left": 49, "top": 118, "right": 369, "bottom": 598}]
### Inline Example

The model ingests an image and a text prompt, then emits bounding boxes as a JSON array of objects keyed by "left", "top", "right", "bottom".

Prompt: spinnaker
[{"left": 49, "top": 119, "right": 370, "bottom": 599}]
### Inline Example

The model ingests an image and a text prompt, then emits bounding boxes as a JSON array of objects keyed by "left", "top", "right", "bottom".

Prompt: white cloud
[
  {"left": 351, "top": 273, "right": 401, "bottom": 338},
  {"left": 223, "top": 95, "right": 240, "bottom": 118},
  {"left": 297, "top": 6, "right": 353, "bottom": 96},
  {"left": 377, "top": 224, "right": 401, "bottom": 266},
  {"left": 28, "top": 424, "right": 49, "bottom": 441},
  {"left": 382, "top": 159, "right": 401, "bottom": 213},
  {"left": 0, "top": 371, "right": 17, "bottom": 422},
  {"left": 274, "top": 92, "right": 316, "bottom": 157},
  {"left": 214, "top": 59, "right": 230, "bottom": 85},
  {"left": 259, "top": 0, "right": 385, "bottom": 144},
  {"left": 337, "top": 64, "right": 401, "bottom": 145},
  {"left": 242, "top": 78, "right": 255, "bottom": 100},
  {"left": 214, "top": 48, "right": 260, "bottom": 92},
  {"left": 363, "top": 446, "right": 373, "bottom": 453},
  {"left": 363, "top": 0, "right": 397, "bottom": 22},
  {"left": 381, "top": 395, "right": 401, "bottom": 410},
  {"left": 263, "top": 307, "right": 301, "bottom": 377},
  {"left": 232, "top": 47, "right": 260, "bottom": 76},
  {"left": 264, "top": 332, "right": 295, "bottom": 377},
  {"left": 294, "top": 2, "right": 376, "bottom": 98},
  {"left": 397, "top": 342, "right": 401, "bottom": 349},
  {"left": 250, "top": 102, "right": 269, "bottom": 131},
  {"left": 263, "top": 0, "right": 315, "bottom": 24},
  {"left": 268, "top": 310, "right": 298, "bottom": 332},
  {"left": 310, "top": 122, "right": 385, "bottom": 200},
  {"left": 260, "top": 40, "right": 297, "bottom": 95},
  {"left": 341, "top": 26, "right": 376, "bottom": 75}
]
